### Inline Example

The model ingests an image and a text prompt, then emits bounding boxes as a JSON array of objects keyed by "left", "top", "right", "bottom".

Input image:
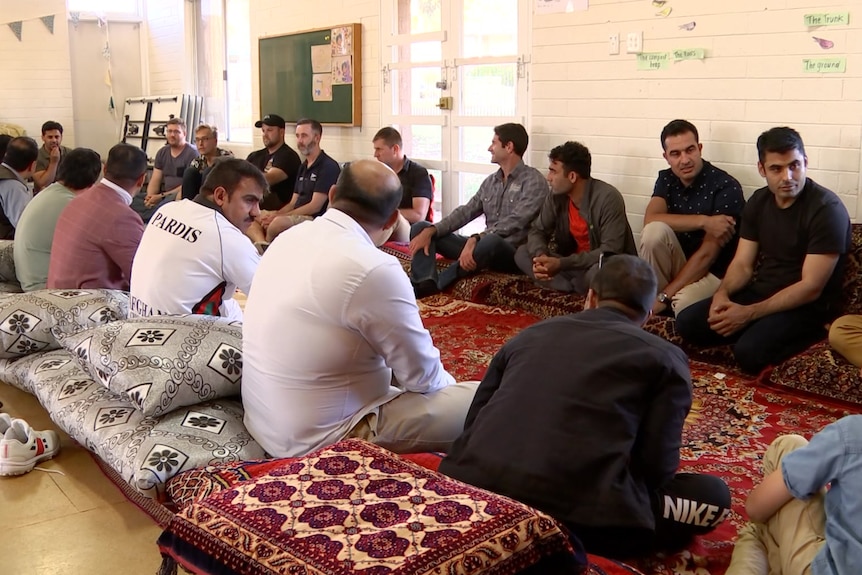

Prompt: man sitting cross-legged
[
  {"left": 14, "top": 147, "right": 102, "bottom": 291},
  {"left": 372, "top": 126, "right": 434, "bottom": 243},
  {"left": 439, "top": 254, "right": 730, "bottom": 559},
  {"left": 48, "top": 143, "right": 148, "bottom": 290},
  {"left": 130, "top": 158, "right": 265, "bottom": 321},
  {"left": 640, "top": 119, "right": 745, "bottom": 316},
  {"left": 242, "top": 159, "right": 478, "bottom": 458},
  {"left": 515, "top": 140, "right": 637, "bottom": 293},
  {"left": 676, "top": 127, "right": 851, "bottom": 374},
  {"left": 409, "top": 123, "right": 547, "bottom": 298}
]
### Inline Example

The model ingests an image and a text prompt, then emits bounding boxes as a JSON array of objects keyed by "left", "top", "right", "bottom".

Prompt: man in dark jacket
[
  {"left": 439, "top": 255, "right": 730, "bottom": 559},
  {"left": 515, "top": 141, "right": 637, "bottom": 293}
]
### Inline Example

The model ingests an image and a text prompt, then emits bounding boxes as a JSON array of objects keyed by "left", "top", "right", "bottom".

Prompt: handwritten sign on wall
[
  {"left": 673, "top": 48, "right": 705, "bottom": 61},
  {"left": 637, "top": 52, "right": 670, "bottom": 70},
  {"left": 804, "top": 13, "right": 850, "bottom": 27},
  {"left": 802, "top": 58, "right": 847, "bottom": 73}
]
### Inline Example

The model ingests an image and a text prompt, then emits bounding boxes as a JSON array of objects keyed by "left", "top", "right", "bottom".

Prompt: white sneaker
[
  {"left": 0, "top": 413, "right": 13, "bottom": 435},
  {"left": 0, "top": 419, "right": 60, "bottom": 476}
]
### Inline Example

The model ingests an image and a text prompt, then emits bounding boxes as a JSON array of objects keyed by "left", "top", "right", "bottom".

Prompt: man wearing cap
[{"left": 246, "top": 114, "right": 302, "bottom": 213}]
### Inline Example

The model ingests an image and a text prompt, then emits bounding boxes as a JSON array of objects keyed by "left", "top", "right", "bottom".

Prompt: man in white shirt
[
  {"left": 130, "top": 158, "right": 265, "bottom": 321},
  {"left": 242, "top": 159, "right": 477, "bottom": 458}
]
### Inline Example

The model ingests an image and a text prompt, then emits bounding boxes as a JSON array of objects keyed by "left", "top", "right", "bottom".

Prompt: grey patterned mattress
[{"left": 0, "top": 289, "right": 264, "bottom": 499}]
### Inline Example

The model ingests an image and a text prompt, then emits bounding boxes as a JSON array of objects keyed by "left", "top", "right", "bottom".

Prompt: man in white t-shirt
[
  {"left": 130, "top": 158, "right": 266, "bottom": 321},
  {"left": 242, "top": 159, "right": 478, "bottom": 458}
]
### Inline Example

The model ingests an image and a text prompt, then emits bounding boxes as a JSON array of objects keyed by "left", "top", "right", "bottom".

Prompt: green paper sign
[
  {"left": 804, "top": 12, "right": 850, "bottom": 27},
  {"left": 673, "top": 48, "right": 705, "bottom": 61},
  {"left": 803, "top": 58, "right": 846, "bottom": 73},
  {"left": 637, "top": 52, "right": 670, "bottom": 70}
]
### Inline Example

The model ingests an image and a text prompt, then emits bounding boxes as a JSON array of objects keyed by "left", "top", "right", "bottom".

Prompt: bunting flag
[
  {"left": 8, "top": 21, "right": 22, "bottom": 41},
  {"left": 40, "top": 15, "right": 54, "bottom": 34},
  {"left": 69, "top": 12, "right": 81, "bottom": 28}
]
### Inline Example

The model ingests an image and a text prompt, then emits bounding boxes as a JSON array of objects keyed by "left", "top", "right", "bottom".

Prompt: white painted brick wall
[
  {"left": 245, "top": 0, "right": 382, "bottom": 163},
  {"left": 531, "top": 0, "right": 862, "bottom": 230},
  {"left": 0, "top": 0, "right": 75, "bottom": 144},
  {"left": 145, "top": 0, "right": 190, "bottom": 95}
]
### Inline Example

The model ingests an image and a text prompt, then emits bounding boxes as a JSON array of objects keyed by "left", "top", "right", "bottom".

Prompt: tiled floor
[{"left": 0, "top": 384, "right": 164, "bottom": 575}]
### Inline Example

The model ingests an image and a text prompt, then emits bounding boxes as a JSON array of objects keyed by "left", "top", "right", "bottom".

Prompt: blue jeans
[
  {"left": 409, "top": 221, "right": 521, "bottom": 290},
  {"left": 675, "top": 288, "right": 828, "bottom": 374}
]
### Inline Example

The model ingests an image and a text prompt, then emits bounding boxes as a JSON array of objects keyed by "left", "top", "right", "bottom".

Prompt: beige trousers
[
  {"left": 265, "top": 214, "right": 314, "bottom": 242},
  {"left": 828, "top": 314, "right": 862, "bottom": 367},
  {"left": 348, "top": 381, "right": 480, "bottom": 454},
  {"left": 725, "top": 435, "right": 826, "bottom": 575},
  {"left": 377, "top": 212, "right": 412, "bottom": 245},
  {"left": 639, "top": 221, "right": 722, "bottom": 315}
]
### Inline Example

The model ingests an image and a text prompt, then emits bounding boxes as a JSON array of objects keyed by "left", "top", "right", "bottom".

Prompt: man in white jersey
[{"left": 130, "top": 159, "right": 265, "bottom": 320}]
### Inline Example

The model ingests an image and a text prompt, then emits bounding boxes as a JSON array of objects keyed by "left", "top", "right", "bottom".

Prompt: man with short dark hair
[
  {"left": 677, "top": 127, "right": 851, "bottom": 374},
  {"left": 515, "top": 141, "right": 637, "bottom": 293},
  {"left": 144, "top": 117, "right": 198, "bottom": 209},
  {"left": 131, "top": 158, "right": 265, "bottom": 321},
  {"left": 409, "top": 123, "right": 547, "bottom": 297},
  {"left": 257, "top": 118, "right": 341, "bottom": 242},
  {"left": 373, "top": 126, "right": 434, "bottom": 243},
  {"left": 32, "top": 121, "right": 72, "bottom": 193},
  {"left": 0, "top": 136, "right": 39, "bottom": 239},
  {"left": 242, "top": 159, "right": 477, "bottom": 458},
  {"left": 48, "top": 144, "right": 148, "bottom": 290},
  {"left": 440, "top": 254, "right": 730, "bottom": 559},
  {"left": 15, "top": 148, "right": 102, "bottom": 291},
  {"left": 246, "top": 114, "right": 302, "bottom": 212},
  {"left": 641, "top": 119, "right": 745, "bottom": 316}
]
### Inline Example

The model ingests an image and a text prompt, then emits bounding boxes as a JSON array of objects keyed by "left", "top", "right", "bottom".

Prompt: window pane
[
  {"left": 398, "top": 0, "right": 442, "bottom": 34},
  {"left": 461, "top": 64, "right": 516, "bottom": 116},
  {"left": 392, "top": 68, "right": 442, "bottom": 116},
  {"left": 456, "top": 171, "right": 487, "bottom": 232},
  {"left": 195, "top": 0, "right": 226, "bottom": 134},
  {"left": 401, "top": 125, "right": 442, "bottom": 160},
  {"left": 225, "top": 0, "right": 252, "bottom": 142},
  {"left": 398, "top": 42, "right": 442, "bottom": 64},
  {"left": 460, "top": 127, "right": 493, "bottom": 164},
  {"left": 462, "top": 0, "right": 517, "bottom": 57}
]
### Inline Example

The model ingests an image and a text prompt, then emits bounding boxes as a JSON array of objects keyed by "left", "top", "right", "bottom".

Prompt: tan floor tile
[
  {"left": 48, "top": 442, "right": 128, "bottom": 512},
  {"left": 0, "top": 467, "right": 78, "bottom": 527},
  {"left": 1, "top": 500, "right": 164, "bottom": 575}
]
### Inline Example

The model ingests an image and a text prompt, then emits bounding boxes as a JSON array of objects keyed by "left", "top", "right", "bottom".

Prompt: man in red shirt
[
  {"left": 48, "top": 144, "right": 147, "bottom": 290},
  {"left": 515, "top": 141, "right": 636, "bottom": 293}
]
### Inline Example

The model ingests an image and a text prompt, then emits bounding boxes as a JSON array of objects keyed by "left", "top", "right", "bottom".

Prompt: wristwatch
[{"left": 657, "top": 292, "right": 671, "bottom": 305}]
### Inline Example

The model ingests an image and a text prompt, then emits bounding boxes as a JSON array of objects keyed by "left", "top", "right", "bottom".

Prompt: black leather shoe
[{"left": 413, "top": 279, "right": 439, "bottom": 299}]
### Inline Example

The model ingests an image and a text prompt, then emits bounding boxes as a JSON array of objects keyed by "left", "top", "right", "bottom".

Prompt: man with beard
[
  {"left": 181, "top": 124, "right": 234, "bottom": 200},
  {"left": 144, "top": 117, "right": 198, "bottom": 208},
  {"left": 246, "top": 114, "right": 301, "bottom": 212},
  {"left": 32, "top": 121, "right": 72, "bottom": 193},
  {"left": 130, "top": 158, "right": 265, "bottom": 321},
  {"left": 258, "top": 118, "right": 341, "bottom": 242}
]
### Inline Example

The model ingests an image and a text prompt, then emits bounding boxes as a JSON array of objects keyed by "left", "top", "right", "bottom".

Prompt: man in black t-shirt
[
  {"left": 372, "top": 127, "right": 434, "bottom": 243},
  {"left": 677, "top": 127, "right": 851, "bottom": 374},
  {"left": 246, "top": 113, "right": 301, "bottom": 214}
]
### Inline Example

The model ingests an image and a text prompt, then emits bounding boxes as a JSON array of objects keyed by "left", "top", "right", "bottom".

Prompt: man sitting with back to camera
[
  {"left": 515, "top": 140, "right": 637, "bottom": 293},
  {"left": 130, "top": 158, "right": 266, "bottom": 321},
  {"left": 440, "top": 254, "right": 731, "bottom": 559}
]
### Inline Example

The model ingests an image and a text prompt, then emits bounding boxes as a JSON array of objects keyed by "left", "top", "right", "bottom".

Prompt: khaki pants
[
  {"left": 725, "top": 435, "right": 826, "bottom": 575},
  {"left": 266, "top": 214, "right": 314, "bottom": 242},
  {"left": 377, "top": 212, "right": 412, "bottom": 245},
  {"left": 347, "top": 381, "right": 479, "bottom": 454},
  {"left": 828, "top": 314, "right": 862, "bottom": 367},
  {"left": 639, "top": 221, "right": 721, "bottom": 315}
]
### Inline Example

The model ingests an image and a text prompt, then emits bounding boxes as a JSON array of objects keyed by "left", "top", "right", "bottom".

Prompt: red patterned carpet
[{"left": 416, "top": 296, "right": 857, "bottom": 575}]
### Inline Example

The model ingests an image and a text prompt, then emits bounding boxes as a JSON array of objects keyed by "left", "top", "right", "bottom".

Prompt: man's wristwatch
[{"left": 657, "top": 292, "right": 671, "bottom": 305}]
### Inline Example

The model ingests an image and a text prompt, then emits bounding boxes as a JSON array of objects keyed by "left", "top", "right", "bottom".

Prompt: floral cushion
[
  {"left": 158, "top": 438, "right": 581, "bottom": 575},
  {"left": 58, "top": 315, "right": 243, "bottom": 417},
  {"left": 0, "top": 349, "right": 264, "bottom": 499},
  {"left": 0, "top": 289, "right": 129, "bottom": 358}
]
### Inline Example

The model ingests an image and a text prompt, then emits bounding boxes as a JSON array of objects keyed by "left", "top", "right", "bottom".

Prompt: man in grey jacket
[
  {"left": 515, "top": 141, "right": 637, "bottom": 293},
  {"left": 409, "top": 123, "right": 547, "bottom": 298}
]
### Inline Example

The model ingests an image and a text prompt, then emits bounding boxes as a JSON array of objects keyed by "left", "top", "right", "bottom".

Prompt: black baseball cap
[{"left": 254, "top": 114, "right": 286, "bottom": 128}]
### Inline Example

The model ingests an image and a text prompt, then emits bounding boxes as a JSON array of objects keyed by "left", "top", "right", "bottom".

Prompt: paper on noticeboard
[
  {"left": 313, "top": 73, "right": 333, "bottom": 101},
  {"left": 311, "top": 45, "right": 331, "bottom": 74}
]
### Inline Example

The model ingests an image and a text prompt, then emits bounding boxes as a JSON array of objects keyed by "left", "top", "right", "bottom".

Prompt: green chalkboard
[{"left": 259, "top": 24, "right": 361, "bottom": 126}]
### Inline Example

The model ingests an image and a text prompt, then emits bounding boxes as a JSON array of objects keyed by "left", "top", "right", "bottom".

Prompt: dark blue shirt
[
  {"left": 397, "top": 157, "right": 434, "bottom": 221},
  {"left": 293, "top": 150, "right": 341, "bottom": 217},
  {"left": 652, "top": 160, "right": 744, "bottom": 277}
]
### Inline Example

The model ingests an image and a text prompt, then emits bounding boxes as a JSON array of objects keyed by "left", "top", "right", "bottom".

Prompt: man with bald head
[{"left": 242, "top": 159, "right": 478, "bottom": 458}]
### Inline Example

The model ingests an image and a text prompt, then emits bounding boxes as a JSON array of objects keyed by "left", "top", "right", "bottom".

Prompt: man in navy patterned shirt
[{"left": 640, "top": 119, "right": 745, "bottom": 316}]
